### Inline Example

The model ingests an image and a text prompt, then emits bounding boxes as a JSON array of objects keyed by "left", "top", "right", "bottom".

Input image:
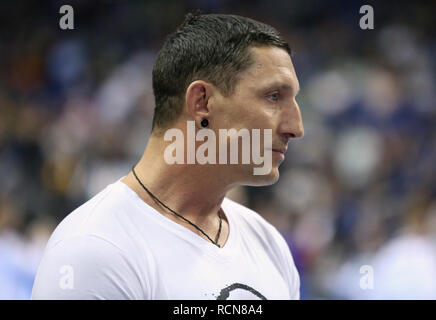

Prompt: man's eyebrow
[{"left": 262, "top": 82, "right": 300, "bottom": 95}]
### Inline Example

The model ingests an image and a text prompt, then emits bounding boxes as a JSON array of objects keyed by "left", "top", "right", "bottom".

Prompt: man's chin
[{"left": 243, "top": 166, "right": 280, "bottom": 187}]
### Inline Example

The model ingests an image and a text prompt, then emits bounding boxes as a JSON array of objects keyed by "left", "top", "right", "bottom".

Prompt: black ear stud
[{"left": 201, "top": 118, "right": 209, "bottom": 127}]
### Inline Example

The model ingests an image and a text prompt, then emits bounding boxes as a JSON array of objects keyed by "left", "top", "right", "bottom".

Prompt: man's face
[{"left": 212, "top": 45, "right": 304, "bottom": 186}]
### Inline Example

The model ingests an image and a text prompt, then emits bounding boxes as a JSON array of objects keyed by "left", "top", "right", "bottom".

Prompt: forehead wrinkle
[{"left": 259, "top": 65, "right": 299, "bottom": 92}]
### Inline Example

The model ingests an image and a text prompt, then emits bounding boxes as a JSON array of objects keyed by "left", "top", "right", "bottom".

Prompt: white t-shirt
[{"left": 31, "top": 179, "right": 300, "bottom": 300}]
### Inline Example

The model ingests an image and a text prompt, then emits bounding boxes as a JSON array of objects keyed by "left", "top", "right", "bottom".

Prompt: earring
[{"left": 201, "top": 118, "right": 209, "bottom": 127}]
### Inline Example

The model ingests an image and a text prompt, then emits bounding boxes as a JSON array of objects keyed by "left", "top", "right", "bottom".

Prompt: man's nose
[{"left": 279, "top": 99, "right": 304, "bottom": 139}]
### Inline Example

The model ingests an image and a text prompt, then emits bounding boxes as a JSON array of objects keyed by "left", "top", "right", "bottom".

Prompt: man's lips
[{"left": 271, "top": 148, "right": 287, "bottom": 155}]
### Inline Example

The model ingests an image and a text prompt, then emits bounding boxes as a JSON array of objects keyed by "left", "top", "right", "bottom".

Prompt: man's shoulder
[
  {"left": 46, "top": 180, "right": 136, "bottom": 250},
  {"left": 32, "top": 225, "right": 147, "bottom": 300},
  {"left": 33, "top": 180, "right": 155, "bottom": 299}
]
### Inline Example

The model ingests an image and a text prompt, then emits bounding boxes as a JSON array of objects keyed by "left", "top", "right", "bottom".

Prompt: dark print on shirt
[{"left": 216, "top": 283, "right": 267, "bottom": 300}]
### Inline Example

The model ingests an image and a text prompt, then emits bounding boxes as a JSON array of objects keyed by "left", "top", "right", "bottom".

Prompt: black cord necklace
[{"left": 131, "top": 166, "right": 223, "bottom": 248}]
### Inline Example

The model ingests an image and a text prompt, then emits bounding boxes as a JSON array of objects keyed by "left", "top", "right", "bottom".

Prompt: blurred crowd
[{"left": 1, "top": 0, "right": 436, "bottom": 299}]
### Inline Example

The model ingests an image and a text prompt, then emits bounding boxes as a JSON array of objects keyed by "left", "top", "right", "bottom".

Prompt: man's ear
[{"left": 185, "top": 80, "right": 214, "bottom": 127}]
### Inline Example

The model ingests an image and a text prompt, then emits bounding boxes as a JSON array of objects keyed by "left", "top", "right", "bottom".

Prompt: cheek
[
  {"left": 220, "top": 102, "right": 247, "bottom": 128},
  {"left": 250, "top": 107, "right": 276, "bottom": 130},
  {"left": 213, "top": 101, "right": 235, "bottom": 129},
  {"left": 220, "top": 95, "right": 275, "bottom": 130}
]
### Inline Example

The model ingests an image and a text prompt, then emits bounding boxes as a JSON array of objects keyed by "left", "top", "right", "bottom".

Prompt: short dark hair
[{"left": 151, "top": 13, "right": 291, "bottom": 133}]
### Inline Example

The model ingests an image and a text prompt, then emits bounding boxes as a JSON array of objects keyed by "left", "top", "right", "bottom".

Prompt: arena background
[{"left": 1, "top": 0, "right": 436, "bottom": 299}]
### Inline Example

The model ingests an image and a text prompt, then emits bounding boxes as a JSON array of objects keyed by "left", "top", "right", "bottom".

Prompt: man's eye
[{"left": 267, "top": 92, "right": 279, "bottom": 102}]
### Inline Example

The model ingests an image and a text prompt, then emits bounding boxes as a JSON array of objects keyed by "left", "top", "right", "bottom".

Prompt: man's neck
[{"left": 121, "top": 135, "right": 234, "bottom": 225}]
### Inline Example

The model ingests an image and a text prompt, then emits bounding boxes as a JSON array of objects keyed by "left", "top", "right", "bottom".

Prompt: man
[{"left": 32, "top": 13, "right": 304, "bottom": 300}]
